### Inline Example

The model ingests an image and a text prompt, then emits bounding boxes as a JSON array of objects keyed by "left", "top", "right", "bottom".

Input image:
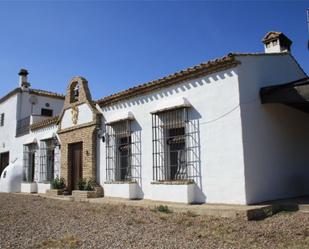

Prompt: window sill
[
  {"left": 151, "top": 180, "right": 194, "bottom": 185},
  {"left": 104, "top": 180, "right": 137, "bottom": 184}
]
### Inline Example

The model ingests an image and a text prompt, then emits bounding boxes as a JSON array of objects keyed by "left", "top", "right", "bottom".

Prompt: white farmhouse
[{"left": 0, "top": 31, "right": 308, "bottom": 205}]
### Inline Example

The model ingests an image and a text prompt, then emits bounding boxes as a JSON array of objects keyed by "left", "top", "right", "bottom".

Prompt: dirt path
[{"left": 0, "top": 193, "right": 308, "bottom": 249}]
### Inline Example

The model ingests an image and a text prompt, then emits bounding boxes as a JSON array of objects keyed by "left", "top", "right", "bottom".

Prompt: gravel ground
[{"left": 0, "top": 193, "right": 309, "bottom": 249}]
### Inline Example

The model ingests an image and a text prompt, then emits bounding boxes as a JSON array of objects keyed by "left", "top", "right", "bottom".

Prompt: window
[
  {"left": 266, "top": 42, "right": 271, "bottom": 48},
  {"left": 0, "top": 113, "right": 4, "bottom": 126},
  {"left": 41, "top": 109, "right": 53, "bottom": 117},
  {"left": 167, "top": 127, "right": 186, "bottom": 180},
  {"left": 152, "top": 107, "right": 200, "bottom": 182},
  {"left": 105, "top": 119, "right": 143, "bottom": 183},
  {"left": 106, "top": 120, "right": 132, "bottom": 181},
  {"left": 39, "top": 139, "right": 59, "bottom": 183},
  {"left": 23, "top": 143, "right": 37, "bottom": 182}
]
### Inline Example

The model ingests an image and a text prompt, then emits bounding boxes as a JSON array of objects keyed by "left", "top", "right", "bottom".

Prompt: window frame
[
  {"left": 39, "top": 139, "right": 59, "bottom": 183},
  {"left": 0, "top": 113, "right": 4, "bottom": 126},
  {"left": 106, "top": 119, "right": 133, "bottom": 182},
  {"left": 41, "top": 108, "right": 53, "bottom": 117},
  {"left": 23, "top": 143, "right": 38, "bottom": 182},
  {"left": 152, "top": 107, "right": 191, "bottom": 182}
]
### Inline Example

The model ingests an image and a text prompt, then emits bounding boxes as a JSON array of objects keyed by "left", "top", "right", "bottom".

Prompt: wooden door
[
  {"left": 69, "top": 143, "right": 83, "bottom": 191},
  {"left": 0, "top": 152, "right": 9, "bottom": 176}
]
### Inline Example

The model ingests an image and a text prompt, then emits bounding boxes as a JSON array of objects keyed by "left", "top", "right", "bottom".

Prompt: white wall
[
  {"left": 61, "top": 103, "right": 93, "bottom": 129},
  {"left": 18, "top": 91, "right": 64, "bottom": 120},
  {"left": 0, "top": 88, "right": 63, "bottom": 193},
  {"left": 0, "top": 90, "right": 64, "bottom": 166},
  {"left": 99, "top": 67, "right": 247, "bottom": 204},
  {"left": 0, "top": 94, "right": 18, "bottom": 159},
  {"left": 237, "top": 54, "right": 309, "bottom": 204}
]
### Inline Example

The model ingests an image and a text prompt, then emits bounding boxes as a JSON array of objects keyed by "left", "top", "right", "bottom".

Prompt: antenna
[{"left": 307, "top": 9, "right": 309, "bottom": 50}]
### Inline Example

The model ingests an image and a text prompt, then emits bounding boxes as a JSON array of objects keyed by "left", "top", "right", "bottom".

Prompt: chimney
[
  {"left": 18, "top": 69, "right": 31, "bottom": 90},
  {"left": 262, "top": 31, "right": 292, "bottom": 53}
]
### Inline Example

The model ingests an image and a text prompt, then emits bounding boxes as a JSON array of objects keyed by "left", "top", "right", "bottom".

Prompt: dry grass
[{"left": 34, "top": 235, "right": 81, "bottom": 249}]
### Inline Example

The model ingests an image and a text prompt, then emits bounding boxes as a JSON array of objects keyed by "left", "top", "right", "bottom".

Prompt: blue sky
[{"left": 0, "top": 0, "right": 308, "bottom": 100}]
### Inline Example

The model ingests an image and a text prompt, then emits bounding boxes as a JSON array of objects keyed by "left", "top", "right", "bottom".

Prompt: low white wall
[
  {"left": 150, "top": 183, "right": 196, "bottom": 204},
  {"left": 37, "top": 183, "right": 51, "bottom": 194},
  {"left": 104, "top": 183, "right": 141, "bottom": 199},
  {"left": 21, "top": 182, "right": 37, "bottom": 193}
]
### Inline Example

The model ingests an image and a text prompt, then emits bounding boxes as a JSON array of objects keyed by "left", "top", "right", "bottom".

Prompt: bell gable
[{"left": 58, "top": 77, "right": 100, "bottom": 132}]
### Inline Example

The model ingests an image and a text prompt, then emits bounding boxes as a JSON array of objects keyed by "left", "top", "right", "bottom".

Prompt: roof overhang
[
  {"left": 40, "top": 132, "right": 57, "bottom": 141},
  {"left": 151, "top": 97, "right": 192, "bottom": 114},
  {"left": 260, "top": 77, "right": 309, "bottom": 113},
  {"left": 105, "top": 111, "right": 135, "bottom": 125},
  {"left": 23, "top": 138, "right": 37, "bottom": 145}
]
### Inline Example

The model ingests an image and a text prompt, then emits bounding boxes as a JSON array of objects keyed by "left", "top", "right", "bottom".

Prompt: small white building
[
  {"left": 1, "top": 31, "right": 309, "bottom": 205},
  {"left": 0, "top": 69, "right": 64, "bottom": 193}
]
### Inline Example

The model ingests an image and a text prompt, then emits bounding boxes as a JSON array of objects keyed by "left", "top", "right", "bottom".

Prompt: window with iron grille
[
  {"left": 39, "top": 139, "right": 60, "bottom": 183},
  {"left": 152, "top": 107, "right": 200, "bottom": 182},
  {"left": 106, "top": 119, "right": 141, "bottom": 182},
  {"left": 16, "top": 116, "right": 30, "bottom": 137},
  {"left": 0, "top": 113, "right": 4, "bottom": 126},
  {"left": 23, "top": 143, "right": 38, "bottom": 182}
]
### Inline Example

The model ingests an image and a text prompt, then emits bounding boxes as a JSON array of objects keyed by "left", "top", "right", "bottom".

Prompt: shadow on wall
[
  {"left": 102, "top": 70, "right": 236, "bottom": 112},
  {"left": 131, "top": 120, "right": 143, "bottom": 198},
  {"left": 188, "top": 107, "right": 206, "bottom": 203},
  {"left": 241, "top": 102, "right": 309, "bottom": 204}
]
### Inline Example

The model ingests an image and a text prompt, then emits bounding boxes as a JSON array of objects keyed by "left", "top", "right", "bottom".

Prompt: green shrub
[
  {"left": 51, "top": 177, "right": 65, "bottom": 190},
  {"left": 78, "top": 178, "right": 95, "bottom": 191},
  {"left": 153, "top": 205, "right": 172, "bottom": 213},
  {"left": 78, "top": 178, "right": 87, "bottom": 191}
]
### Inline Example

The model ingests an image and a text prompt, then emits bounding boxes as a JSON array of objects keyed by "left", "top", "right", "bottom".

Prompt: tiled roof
[
  {"left": 29, "top": 89, "right": 65, "bottom": 99},
  {"left": 30, "top": 115, "right": 59, "bottom": 131},
  {"left": 0, "top": 87, "right": 64, "bottom": 105},
  {"left": 96, "top": 54, "right": 241, "bottom": 106},
  {"left": 96, "top": 52, "right": 301, "bottom": 106}
]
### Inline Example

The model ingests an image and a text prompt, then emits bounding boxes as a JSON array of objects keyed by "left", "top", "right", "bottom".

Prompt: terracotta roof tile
[
  {"left": 30, "top": 115, "right": 59, "bottom": 131},
  {"left": 0, "top": 87, "right": 64, "bottom": 105},
  {"left": 29, "top": 89, "right": 65, "bottom": 99},
  {"left": 95, "top": 52, "right": 303, "bottom": 106}
]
